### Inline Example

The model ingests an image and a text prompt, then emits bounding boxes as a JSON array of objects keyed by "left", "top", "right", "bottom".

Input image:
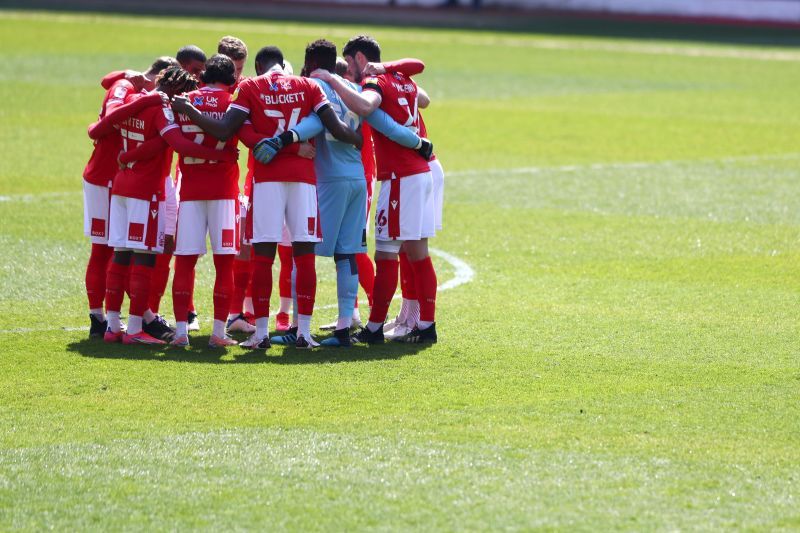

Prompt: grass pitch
[{"left": 1, "top": 9, "right": 799, "bottom": 530}]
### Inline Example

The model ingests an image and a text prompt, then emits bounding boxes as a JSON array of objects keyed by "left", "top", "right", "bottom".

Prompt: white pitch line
[{"left": 0, "top": 247, "right": 474, "bottom": 334}]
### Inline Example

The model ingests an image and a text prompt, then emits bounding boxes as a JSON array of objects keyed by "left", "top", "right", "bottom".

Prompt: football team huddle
[{"left": 82, "top": 34, "right": 444, "bottom": 350}]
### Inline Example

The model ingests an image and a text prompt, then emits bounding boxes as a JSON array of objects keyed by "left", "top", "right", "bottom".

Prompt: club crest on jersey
[{"left": 192, "top": 95, "right": 204, "bottom": 106}]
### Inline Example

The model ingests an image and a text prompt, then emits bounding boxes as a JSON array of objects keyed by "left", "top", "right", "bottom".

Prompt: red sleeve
[
  {"left": 118, "top": 137, "right": 168, "bottom": 164},
  {"left": 101, "top": 70, "right": 126, "bottom": 90},
  {"left": 88, "top": 93, "right": 163, "bottom": 140},
  {"left": 237, "top": 121, "right": 265, "bottom": 149},
  {"left": 228, "top": 80, "right": 254, "bottom": 114},
  {"left": 239, "top": 121, "right": 300, "bottom": 154},
  {"left": 161, "top": 128, "right": 238, "bottom": 162},
  {"left": 383, "top": 58, "right": 425, "bottom": 77},
  {"left": 362, "top": 76, "right": 383, "bottom": 97}
]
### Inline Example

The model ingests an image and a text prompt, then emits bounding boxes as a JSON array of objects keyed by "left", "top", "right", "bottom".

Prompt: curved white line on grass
[
  {"left": 0, "top": 248, "right": 475, "bottom": 332},
  {"left": 315, "top": 247, "right": 475, "bottom": 312}
]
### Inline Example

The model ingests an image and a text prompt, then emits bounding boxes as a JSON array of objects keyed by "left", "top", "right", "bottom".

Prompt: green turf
[{"left": 1, "top": 9, "right": 799, "bottom": 531}]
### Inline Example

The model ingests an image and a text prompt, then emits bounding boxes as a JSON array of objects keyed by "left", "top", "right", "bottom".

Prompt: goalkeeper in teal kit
[{"left": 254, "top": 38, "right": 432, "bottom": 347}]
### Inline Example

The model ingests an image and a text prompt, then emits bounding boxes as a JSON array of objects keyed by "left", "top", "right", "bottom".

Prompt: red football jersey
[
  {"left": 362, "top": 73, "right": 430, "bottom": 181},
  {"left": 112, "top": 101, "right": 178, "bottom": 201},
  {"left": 361, "top": 121, "right": 376, "bottom": 181},
  {"left": 228, "top": 70, "right": 329, "bottom": 185},
  {"left": 83, "top": 79, "right": 138, "bottom": 186},
  {"left": 176, "top": 87, "right": 240, "bottom": 201}
]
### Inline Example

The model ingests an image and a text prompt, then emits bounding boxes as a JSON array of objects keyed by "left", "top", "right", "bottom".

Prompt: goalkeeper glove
[
  {"left": 253, "top": 137, "right": 283, "bottom": 164},
  {"left": 415, "top": 137, "right": 434, "bottom": 161}
]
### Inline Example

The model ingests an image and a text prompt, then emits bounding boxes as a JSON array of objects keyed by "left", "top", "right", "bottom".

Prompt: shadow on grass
[{"left": 67, "top": 333, "right": 431, "bottom": 365}]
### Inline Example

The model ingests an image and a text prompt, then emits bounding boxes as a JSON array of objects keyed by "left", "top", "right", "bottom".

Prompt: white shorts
[
  {"left": 430, "top": 159, "right": 445, "bottom": 231},
  {"left": 374, "top": 172, "right": 435, "bottom": 251},
  {"left": 175, "top": 199, "right": 239, "bottom": 256},
  {"left": 251, "top": 181, "right": 321, "bottom": 244},
  {"left": 108, "top": 194, "right": 167, "bottom": 253},
  {"left": 83, "top": 179, "right": 112, "bottom": 245},
  {"left": 280, "top": 223, "right": 292, "bottom": 247}
]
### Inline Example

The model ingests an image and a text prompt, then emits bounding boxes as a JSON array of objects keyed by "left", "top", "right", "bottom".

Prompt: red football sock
[
  {"left": 229, "top": 258, "right": 250, "bottom": 315},
  {"left": 356, "top": 252, "right": 375, "bottom": 307},
  {"left": 172, "top": 255, "right": 198, "bottom": 326},
  {"left": 278, "top": 244, "right": 293, "bottom": 299},
  {"left": 368, "top": 258, "right": 399, "bottom": 324},
  {"left": 189, "top": 267, "right": 197, "bottom": 313},
  {"left": 105, "top": 260, "right": 129, "bottom": 313},
  {"left": 212, "top": 254, "right": 234, "bottom": 322},
  {"left": 148, "top": 253, "right": 172, "bottom": 314},
  {"left": 250, "top": 255, "right": 273, "bottom": 320},
  {"left": 398, "top": 252, "right": 417, "bottom": 300},
  {"left": 129, "top": 263, "right": 153, "bottom": 318},
  {"left": 294, "top": 253, "right": 316, "bottom": 316},
  {"left": 412, "top": 256, "right": 437, "bottom": 323},
  {"left": 86, "top": 243, "right": 113, "bottom": 310}
]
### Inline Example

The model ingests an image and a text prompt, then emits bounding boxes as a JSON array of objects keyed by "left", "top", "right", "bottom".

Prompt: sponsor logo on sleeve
[
  {"left": 163, "top": 107, "right": 175, "bottom": 123},
  {"left": 231, "top": 87, "right": 240, "bottom": 102},
  {"left": 113, "top": 85, "right": 128, "bottom": 99}
]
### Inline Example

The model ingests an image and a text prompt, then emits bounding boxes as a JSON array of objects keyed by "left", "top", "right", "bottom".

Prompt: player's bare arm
[
  {"left": 417, "top": 86, "right": 431, "bottom": 109},
  {"left": 171, "top": 96, "right": 248, "bottom": 141},
  {"left": 310, "top": 69, "right": 381, "bottom": 117}
]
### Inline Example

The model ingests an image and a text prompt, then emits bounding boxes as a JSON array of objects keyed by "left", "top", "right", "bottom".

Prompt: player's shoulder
[{"left": 108, "top": 78, "right": 135, "bottom": 99}]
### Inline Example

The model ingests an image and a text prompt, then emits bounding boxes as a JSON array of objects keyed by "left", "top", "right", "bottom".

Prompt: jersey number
[
  {"left": 181, "top": 124, "right": 225, "bottom": 164},
  {"left": 397, "top": 97, "right": 419, "bottom": 134},
  {"left": 120, "top": 128, "right": 144, "bottom": 169},
  {"left": 265, "top": 108, "right": 301, "bottom": 136}
]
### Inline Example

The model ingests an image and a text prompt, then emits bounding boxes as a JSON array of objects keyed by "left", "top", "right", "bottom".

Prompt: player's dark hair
[
  {"left": 255, "top": 46, "right": 284, "bottom": 71},
  {"left": 335, "top": 57, "right": 348, "bottom": 77},
  {"left": 201, "top": 54, "right": 236, "bottom": 86},
  {"left": 176, "top": 45, "right": 207, "bottom": 66},
  {"left": 146, "top": 56, "right": 179, "bottom": 76},
  {"left": 304, "top": 39, "right": 337, "bottom": 74},
  {"left": 218, "top": 36, "right": 248, "bottom": 60},
  {"left": 156, "top": 66, "right": 198, "bottom": 97},
  {"left": 342, "top": 35, "right": 380, "bottom": 62}
]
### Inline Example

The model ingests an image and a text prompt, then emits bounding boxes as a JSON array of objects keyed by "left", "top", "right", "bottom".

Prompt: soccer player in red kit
[
  {"left": 171, "top": 46, "right": 361, "bottom": 349},
  {"left": 167, "top": 55, "right": 242, "bottom": 348},
  {"left": 82, "top": 56, "right": 177, "bottom": 337},
  {"left": 99, "top": 67, "right": 238, "bottom": 344},
  {"left": 362, "top": 58, "right": 442, "bottom": 340},
  {"left": 312, "top": 36, "right": 439, "bottom": 344}
]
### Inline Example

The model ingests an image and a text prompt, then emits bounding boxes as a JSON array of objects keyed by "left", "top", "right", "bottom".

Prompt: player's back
[
  {"left": 310, "top": 76, "right": 363, "bottom": 182},
  {"left": 113, "top": 101, "right": 177, "bottom": 201},
  {"left": 176, "top": 86, "right": 239, "bottom": 201},
  {"left": 229, "top": 70, "right": 328, "bottom": 184},
  {"left": 362, "top": 72, "right": 429, "bottom": 180}
]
